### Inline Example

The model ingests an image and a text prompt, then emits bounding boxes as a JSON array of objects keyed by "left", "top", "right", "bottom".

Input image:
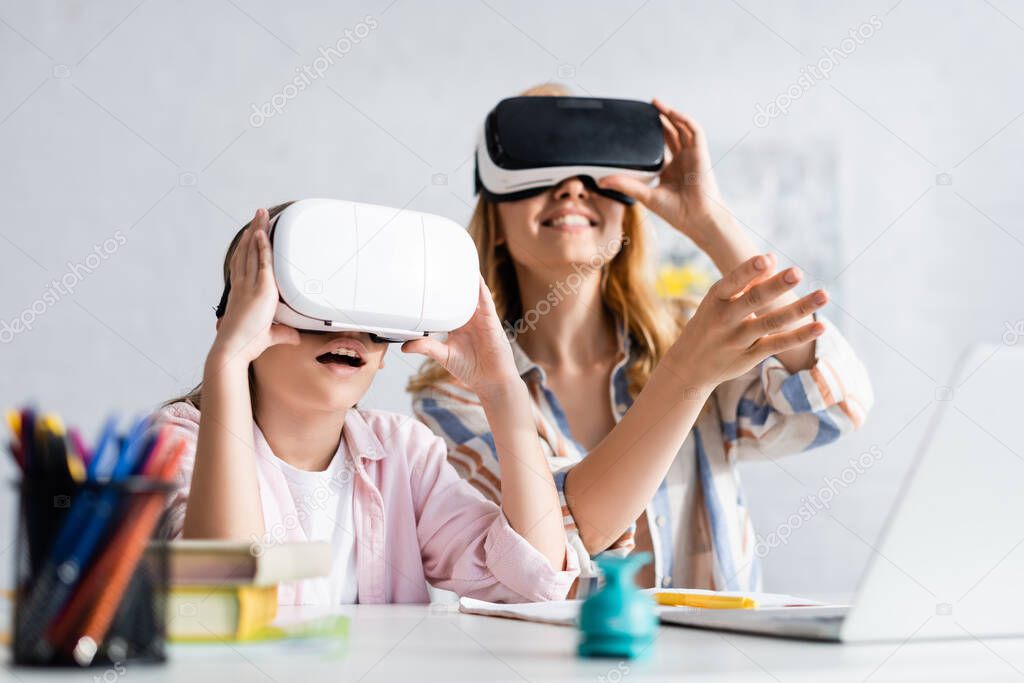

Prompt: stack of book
[{"left": 161, "top": 540, "right": 333, "bottom": 642}]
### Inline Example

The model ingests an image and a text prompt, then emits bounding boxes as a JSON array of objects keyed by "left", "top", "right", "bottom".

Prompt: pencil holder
[{"left": 12, "top": 476, "right": 174, "bottom": 667}]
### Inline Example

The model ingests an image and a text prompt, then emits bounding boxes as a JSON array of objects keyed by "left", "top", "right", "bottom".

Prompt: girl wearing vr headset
[
  {"left": 411, "top": 84, "right": 872, "bottom": 593},
  {"left": 158, "top": 204, "right": 579, "bottom": 604}
]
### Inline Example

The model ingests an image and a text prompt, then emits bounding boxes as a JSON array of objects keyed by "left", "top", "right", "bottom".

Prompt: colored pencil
[
  {"left": 55, "top": 437, "right": 187, "bottom": 664},
  {"left": 9, "top": 406, "right": 187, "bottom": 664},
  {"left": 68, "top": 427, "right": 91, "bottom": 471},
  {"left": 87, "top": 416, "right": 118, "bottom": 481},
  {"left": 14, "top": 417, "right": 152, "bottom": 654},
  {"left": 20, "top": 408, "right": 36, "bottom": 473},
  {"left": 6, "top": 410, "right": 24, "bottom": 470}
]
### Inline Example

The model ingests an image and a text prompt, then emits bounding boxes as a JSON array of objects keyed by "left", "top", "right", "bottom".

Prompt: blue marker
[{"left": 86, "top": 416, "right": 118, "bottom": 482}]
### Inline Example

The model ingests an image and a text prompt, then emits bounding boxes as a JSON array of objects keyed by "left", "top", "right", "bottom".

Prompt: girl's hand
[
  {"left": 210, "top": 208, "right": 300, "bottom": 365},
  {"left": 671, "top": 253, "right": 828, "bottom": 388},
  {"left": 401, "top": 277, "right": 521, "bottom": 397},
  {"left": 598, "top": 99, "right": 730, "bottom": 246}
]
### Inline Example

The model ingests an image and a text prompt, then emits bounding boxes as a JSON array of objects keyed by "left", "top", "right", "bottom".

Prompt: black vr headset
[{"left": 474, "top": 96, "right": 665, "bottom": 205}]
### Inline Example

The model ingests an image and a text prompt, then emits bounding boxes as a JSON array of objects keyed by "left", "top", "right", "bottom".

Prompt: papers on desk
[
  {"left": 459, "top": 588, "right": 824, "bottom": 627},
  {"left": 460, "top": 596, "right": 579, "bottom": 625}
]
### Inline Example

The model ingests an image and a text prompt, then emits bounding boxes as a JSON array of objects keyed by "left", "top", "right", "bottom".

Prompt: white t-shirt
[{"left": 276, "top": 443, "right": 359, "bottom": 604}]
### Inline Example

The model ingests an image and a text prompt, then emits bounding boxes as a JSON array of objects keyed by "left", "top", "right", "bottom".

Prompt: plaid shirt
[{"left": 411, "top": 314, "right": 872, "bottom": 597}]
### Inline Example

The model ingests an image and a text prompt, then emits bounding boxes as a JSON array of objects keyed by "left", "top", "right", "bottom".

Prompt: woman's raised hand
[
  {"left": 671, "top": 253, "right": 828, "bottom": 389},
  {"left": 401, "top": 277, "right": 521, "bottom": 398},
  {"left": 597, "top": 99, "right": 729, "bottom": 245},
  {"left": 211, "top": 208, "right": 300, "bottom": 365}
]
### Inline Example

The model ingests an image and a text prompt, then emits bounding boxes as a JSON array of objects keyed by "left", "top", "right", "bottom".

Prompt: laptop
[{"left": 660, "top": 344, "right": 1024, "bottom": 642}]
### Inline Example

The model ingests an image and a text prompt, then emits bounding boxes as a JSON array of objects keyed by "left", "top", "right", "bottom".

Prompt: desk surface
[{"left": 7, "top": 604, "right": 1024, "bottom": 682}]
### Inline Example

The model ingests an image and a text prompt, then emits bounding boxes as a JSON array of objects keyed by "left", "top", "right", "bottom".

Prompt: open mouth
[
  {"left": 315, "top": 348, "right": 365, "bottom": 368},
  {"left": 541, "top": 214, "right": 597, "bottom": 228}
]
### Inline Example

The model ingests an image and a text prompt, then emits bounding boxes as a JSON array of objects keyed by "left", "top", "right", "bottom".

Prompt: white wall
[{"left": 2, "top": 0, "right": 1022, "bottom": 596}]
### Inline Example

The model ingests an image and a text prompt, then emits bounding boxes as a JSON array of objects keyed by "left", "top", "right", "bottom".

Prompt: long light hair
[{"left": 408, "top": 83, "right": 682, "bottom": 398}]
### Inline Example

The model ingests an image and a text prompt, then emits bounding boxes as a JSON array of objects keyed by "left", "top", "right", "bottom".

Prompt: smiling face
[
  {"left": 251, "top": 330, "right": 388, "bottom": 413},
  {"left": 495, "top": 177, "right": 627, "bottom": 280}
]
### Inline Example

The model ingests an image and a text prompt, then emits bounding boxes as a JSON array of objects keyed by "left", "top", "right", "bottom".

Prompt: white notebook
[{"left": 460, "top": 588, "right": 824, "bottom": 627}]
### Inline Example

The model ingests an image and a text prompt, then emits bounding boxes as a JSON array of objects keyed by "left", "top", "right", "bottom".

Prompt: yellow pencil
[
  {"left": 40, "top": 413, "right": 65, "bottom": 436},
  {"left": 654, "top": 592, "right": 758, "bottom": 610},
  {"left": 66, "top": 449, "right": 86, "bottom": 482},
  {"left": 6, "top": 410, "right": 24, "bottom": 470},
  {"left": 5, "top": 410, "right": 20, "bottom": 438},
  {"left": 38, "top": 413, "right": 86, "bottom": 480}
]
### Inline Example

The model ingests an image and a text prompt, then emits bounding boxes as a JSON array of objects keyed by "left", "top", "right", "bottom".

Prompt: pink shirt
[{"left": 157, "top": 402, "right": 579, "bottom": 604}]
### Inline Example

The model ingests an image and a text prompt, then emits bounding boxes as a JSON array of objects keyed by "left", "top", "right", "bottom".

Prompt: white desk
[{"left": 7, "top": 604, "right": 1024, "bottom": 682}]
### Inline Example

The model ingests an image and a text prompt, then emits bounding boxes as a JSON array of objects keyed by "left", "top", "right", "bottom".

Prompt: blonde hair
[
  {"left": 164, "top": 200, "right": 295, "bottom": 410},
  {"left": 408, "top": 84, "right": 682, "bottom": 398}
]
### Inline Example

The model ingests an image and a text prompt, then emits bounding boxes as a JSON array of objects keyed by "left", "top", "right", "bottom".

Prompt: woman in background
[{"left": 409, "top": 84, "right": 872, "bottom": 594}]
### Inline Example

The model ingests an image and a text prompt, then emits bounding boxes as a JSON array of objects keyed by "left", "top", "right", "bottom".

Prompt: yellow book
[{"left": 167, "top": 585, "right": 278, "bottom": 642}]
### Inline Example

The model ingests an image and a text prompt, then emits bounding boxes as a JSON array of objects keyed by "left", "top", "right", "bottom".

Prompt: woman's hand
[
  {"left": 602, "top": 100, "right": 821, "bottom": 373},
  {"left": 671, "top": 253, "right": 828, "bottom": 389},
  {"left": 210, "top": 208, "right": 300, "bottom": 366},
  {"left": 598, "top": 99, "right": 731, "bottom": 248},
  {"left": 402, "top": 277, "right": 521, "bottom": 398}
]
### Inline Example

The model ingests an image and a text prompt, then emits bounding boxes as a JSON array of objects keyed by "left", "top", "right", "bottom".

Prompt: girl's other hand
[
  {"left": 210, "top": 208, "right": 300, "bottom": 365},
  {"left": 671, "top": 253, "right": 828, "bottom": 388},
  {"left": 401, "top": 277, "right": 521, "bottom": 398}
]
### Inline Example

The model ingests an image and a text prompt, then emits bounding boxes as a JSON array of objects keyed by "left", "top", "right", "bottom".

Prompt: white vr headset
[{"left": 215, "top": 199, "right": 479, "bottom": 342}]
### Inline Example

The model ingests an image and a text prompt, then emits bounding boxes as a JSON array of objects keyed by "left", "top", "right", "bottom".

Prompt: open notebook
[{"left": 460, "top": 588, "right": 825, "bottom": 627}]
